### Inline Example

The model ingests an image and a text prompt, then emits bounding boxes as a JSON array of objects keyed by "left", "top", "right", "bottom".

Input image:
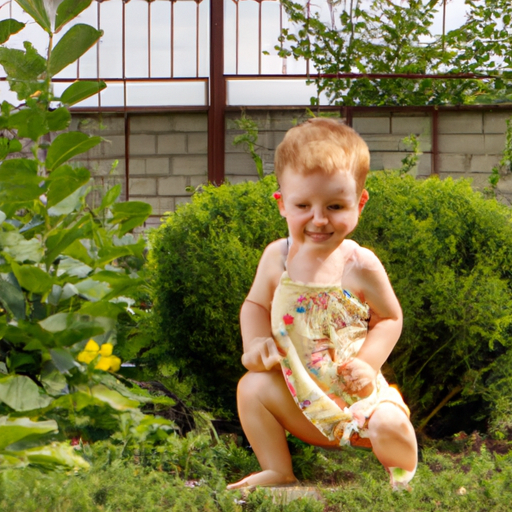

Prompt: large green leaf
[
  {"left": 80, "top": 383, "right": 139, "bottom": 411},
  {"left": 0, "top": 19, "right": 25, "bottom": 45},
  {"left": 55, "top": 0, "right": 93, "bottom": 33},
  {"left": 47, "top": 106, "right": 71, "bottom": 132},
  {"left": 0, "top": 159, "right": 43, "bottom": 204},
  {"left": 0, "top": 416, "right": 57, "bottom": 451},
  {"left": 0, "top": 375, "right": 52, "bottom": 412},
  {"left": 0, "top": 137, "right": 22, "bottom": 160},
  {"left": 0, "top": 278, "right": 26, "bottom": 320},
  {"left": 47, "top": 165, "right": 90, "bottom": 207},
  {"left": 74, "top": 278, "right": 111, "bottom": 302},
  {"left": 10, "top": 261, "right": 54, "bottom": 295},
  {"left": 98, "top": 183, "right": 121, "bottom": 211},
  {"left": 0, "top": 232, "right": 44, "bottom": 263},
  {"left": 60, "top": 80, "right": 106, "bottom": 107},
  {"left": 14, "top": 0, "right": 51, "bottom": 32},
  {"left": 5, "top": 321, "right": 54, "bottom": 350},
  {"left": 0, "top": 43, "right": 45, "bottom": 81},
  {"left": 48, "top": 24, "right": 102, "bottom": 78},
  {"left": 45, "top": 216, "right": 93, "bottom": 265},
  {"left": 110, "top": 201, "right": 152, "bottom": 236},
  {"left": 9, "top": 106, "right": 47, "bottom": 141},
  {"left": 45, "top": 132, "right": 102, "bottom": 170},
  {"left": 20, "top": 443, "right": 90, "bottom": 469},
  {"left": 48, "top": 185, "right": 86, "bottom": 217},
  {"left": 50, "top": 348, "right": 78, "bottom": 373}
]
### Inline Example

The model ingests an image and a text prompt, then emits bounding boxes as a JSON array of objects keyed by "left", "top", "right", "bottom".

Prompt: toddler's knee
[
  {"left": 369, "top": 403, "right": 411, "bottom": 438},
  {"left": 237, "top": 371, "right": 269, "bottom": 401}
]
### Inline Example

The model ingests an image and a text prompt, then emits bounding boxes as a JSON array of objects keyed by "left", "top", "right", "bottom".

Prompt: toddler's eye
[
  {"left": 296, "top": 204, "right": 308, "bottom": 209},
  {"left": 328, "top": 204, "right": 342, "bottom": 210}
]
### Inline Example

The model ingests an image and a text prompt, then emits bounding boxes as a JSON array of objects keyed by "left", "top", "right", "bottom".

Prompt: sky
[{"left": 0, "top": 0, "right": 469, "bottom": 107}]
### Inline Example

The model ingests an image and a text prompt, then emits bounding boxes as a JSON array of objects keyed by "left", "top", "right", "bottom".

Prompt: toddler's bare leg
[
  {"left": 227, "top": 370, "right": 338, "bottom": 489},
  {"left": 367, "top": 402, "right": 418, "bottom": 488}
]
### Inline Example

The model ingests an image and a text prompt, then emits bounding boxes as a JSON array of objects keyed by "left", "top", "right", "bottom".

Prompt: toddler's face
[{"left": 277, "top": 167, "right": 366, "bottom": 249}]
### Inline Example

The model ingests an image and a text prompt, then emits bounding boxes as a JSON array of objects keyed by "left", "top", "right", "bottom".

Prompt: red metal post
[
  {"left": 208, "top": 0, "right": 226, "bottom": 185},
  {"left": 431, "top": 107, "right": 439, "bottom": 176}
]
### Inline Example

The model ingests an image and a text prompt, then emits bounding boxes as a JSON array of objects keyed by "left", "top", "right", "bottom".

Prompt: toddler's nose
[{"left": 312, "top": 209, "right": 328, "bottom": 226}]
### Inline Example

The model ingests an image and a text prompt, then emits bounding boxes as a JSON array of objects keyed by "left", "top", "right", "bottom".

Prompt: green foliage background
[
  {"left": 149, "top": 177, "right": 287, "bottom": 414},
  {"left": 151, "top": 172, "right": 512, "bottom": 435}
]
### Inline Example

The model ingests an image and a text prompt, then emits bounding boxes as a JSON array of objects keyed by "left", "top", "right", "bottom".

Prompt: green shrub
[
  {"left": 150, "top": 172, "right": 512, "bottom": 435},
  {"left": 356, "top": 172, "right": 512, "bottom": 435},
  {"left": 149, "top": 176, "right": 287, "bottom": 415}
]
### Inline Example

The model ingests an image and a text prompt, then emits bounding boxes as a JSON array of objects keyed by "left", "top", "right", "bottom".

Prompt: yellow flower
[
  {"left": 100, "top": 343, "right": 113, "bottom": 357},
  {"left": 95, "top": 355, "right": 122, "bottom": 373},
  {"left": 77, "top": 340, "right": 121, "bottom": 372},
  {"left": 84, "top": 339, "right": 99, "bottom": 352},
  {"left": 77, "top": 339, "right": 100, "bottom": 364}
]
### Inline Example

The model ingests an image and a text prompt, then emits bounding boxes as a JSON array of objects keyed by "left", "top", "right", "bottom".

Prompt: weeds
[{"left": 1, "top": 432, "right": 512, "bottom": 511}]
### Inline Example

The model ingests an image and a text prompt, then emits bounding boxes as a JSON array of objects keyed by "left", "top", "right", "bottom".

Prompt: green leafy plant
[
  {"left": 0, "top": 0, "right": 173, "bottom": 470},
  {"left": 231, "top": 111, "right": 265, "bottom": 180},
  {"left": 277, "top": 0, "right": 512, "bottom": 106}
]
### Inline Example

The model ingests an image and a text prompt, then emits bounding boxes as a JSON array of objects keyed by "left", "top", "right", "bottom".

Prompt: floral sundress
[{"left": 271, "top": 272, "right": 409, "bottom": 448}]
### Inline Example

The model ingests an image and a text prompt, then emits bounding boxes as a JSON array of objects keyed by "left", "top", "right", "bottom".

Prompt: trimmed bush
[
  {"left": 356, "top": 172, "right": 512, "bottom": 436},
  {"left": 150, "top": 172, "right": 512, "bottom": 435},
  {"left": 149, "top": 176, "right": 287, "bottom": 415}
]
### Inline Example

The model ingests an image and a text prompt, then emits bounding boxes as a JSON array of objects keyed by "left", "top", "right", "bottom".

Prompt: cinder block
[
  {"left": 225, "top": 153, "right": 259, "bottom": 176},
  {"left": 129, "top": 158, "right": 146, "bottom": 175},
  {"left": 353, "top": 117, "right": 390, "bottom": 134},
  {"left": 364, "top": 135, "right": 400, "bottom": 151},
  {"left": 73, "top": 115, "right": 125, "bottom": 136},
  {"left": 133, "top": 196, "right": 159, "bottom": 213},
  {"left": 174, "top": 196, "right": 192, "bottom": 208},
  {"left": 189, "top": 175, "right": 208, "bottom": 188},
  {"left": 187, "top": 132, "right": 208, "bottom": 154},
  {"left": 171, "top": 155, "right": 207, "bottom": 176},
  {"left": 84, "top": 135, "right": 125, "bottom": 159},
  {"left": 469, "top": 154, "right": 500, "bottom": 173},
  {"left": 130, "top": 115, "right": 172, "bottom": 133},
  {"left": 438, "top": 154, "right": 471, "bottom": 173},
  {"left": 171, "top": 113, "right": 207, "bottom": 132},
  {"left": 130, "top": 134, "right": 156, "bottom": 156},
  {"left": 483, "top": 111, "right": 512, "bottom": 134},
  {"left": 484, "top": 134, "right": 506, "bottom": 154},
  {"left": 158, "top": 176, "right": 188, "bottom": 195},
  {"left": 438, "top": 112, "right": 483, "bottom": 134},
  {"left": 89, "top": 158, "right": 125, "bottom": 176},
  {"left": 496, "top": 173, "right": 512, "bottom": 193},
  {"left": 129, "top": 177, "right": 157, "bottom": 196},
  {"left": 392, "top": 116, "right": 431, "bottom": 135},
  {"left": 438, "top": 134, "right": 485, "bottom": 154},
  {"left": 381, "top": 152, "right": 408, "bottom": 170},
  {"left": 157, "top": 133, "right": 187, "bottom": 155},
  {"left": 146, "top": 157, "right": 170, "bottom": 175},
  {"left": 269, "top": 111, "right": 300, "bottom": 131}
]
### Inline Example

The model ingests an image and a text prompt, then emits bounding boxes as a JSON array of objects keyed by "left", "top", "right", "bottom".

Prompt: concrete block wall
[
  {"left": 70, "top": 113, "right": 208, "bottom": 221},
  {"left": 68, "top": 108, "right": 512, "bottom": 222},
  {"left": 127, "top": 113, "right": 207, "bottom": 218}
]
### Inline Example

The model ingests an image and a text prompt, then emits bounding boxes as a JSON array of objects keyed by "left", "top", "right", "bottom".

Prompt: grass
[{"left": 1, "top": 432, "right": 512, "bottom": 511}]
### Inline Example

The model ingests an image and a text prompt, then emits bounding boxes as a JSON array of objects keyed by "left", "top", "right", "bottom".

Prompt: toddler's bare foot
[{"left": 226, "top": 470, "right": 298, "bottom": 490}]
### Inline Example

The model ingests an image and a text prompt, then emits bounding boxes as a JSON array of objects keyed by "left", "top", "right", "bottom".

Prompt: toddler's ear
[{"left": 358, "top": 189, "right": 369, "bottom": 214}]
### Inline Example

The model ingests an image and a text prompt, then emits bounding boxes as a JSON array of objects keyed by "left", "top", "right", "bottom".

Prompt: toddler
[{"left": 227, "top": 118, "right": 417, "bottom": 491}]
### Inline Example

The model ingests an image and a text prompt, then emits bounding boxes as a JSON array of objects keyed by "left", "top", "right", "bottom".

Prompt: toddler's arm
[
  {"left": 341, "top": 247, "right": 403, "bottom": 393},
  {"left": 240, "top": 239, "right": 287, "bottom": 372}
]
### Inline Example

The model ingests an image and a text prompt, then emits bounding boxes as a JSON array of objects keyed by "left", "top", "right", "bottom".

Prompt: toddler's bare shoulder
[{"left": 345, "top": 241, "right": 384, "bottom": 271}]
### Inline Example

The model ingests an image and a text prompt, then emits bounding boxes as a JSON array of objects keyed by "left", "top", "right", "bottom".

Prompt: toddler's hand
[
  {"left": 241, "top": 337, "right": 282, "bottom": 372},
  {"left": 338, "top": 357, "right": 376, "bottom": 398}
]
